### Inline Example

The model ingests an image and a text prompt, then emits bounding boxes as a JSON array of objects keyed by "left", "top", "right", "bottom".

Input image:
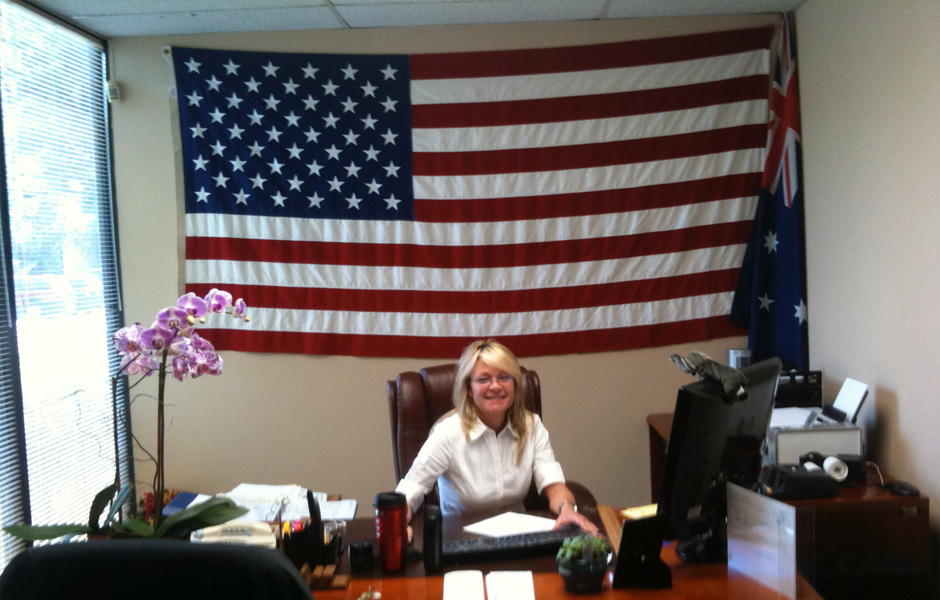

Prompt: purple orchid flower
[
  {"left": 177, "top": 292, "right": 208, "bottom": 324},
  {"left": 140, "top": 323, "right": 176, "bottom": 353},
  {"left": 204, "top": 289, "right": 233, "bottom": 313},
  {"left": 113, "top": 323, "right": 146, "bottom": 356}
]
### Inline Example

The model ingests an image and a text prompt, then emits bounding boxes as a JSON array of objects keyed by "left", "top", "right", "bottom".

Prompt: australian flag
[{"left": 731, "top": 14, "right": 808, "bottom": 371}]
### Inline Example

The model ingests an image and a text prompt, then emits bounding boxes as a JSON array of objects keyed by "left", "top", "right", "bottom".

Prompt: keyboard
[{"left": 441, "top": 525, "right": 582, "bottom": 563}]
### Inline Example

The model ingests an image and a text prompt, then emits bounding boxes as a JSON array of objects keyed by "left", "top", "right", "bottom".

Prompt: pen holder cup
[{"left": 282, "top": 520, "right": 345, "bottom": 569}]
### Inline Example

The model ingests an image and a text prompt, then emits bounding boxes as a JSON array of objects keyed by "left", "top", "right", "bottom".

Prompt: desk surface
[{"left": 312, "top": 505, "right": 823, "bottom": 600}]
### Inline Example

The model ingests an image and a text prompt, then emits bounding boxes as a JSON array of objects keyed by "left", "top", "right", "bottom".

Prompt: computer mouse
[{"left": 885, "top": 480, "right": 920, "bottom": 496}]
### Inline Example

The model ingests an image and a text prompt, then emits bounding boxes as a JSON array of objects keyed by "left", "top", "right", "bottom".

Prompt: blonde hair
[{"left": 452, "top": 339, "right": 532, "bottom": 464}]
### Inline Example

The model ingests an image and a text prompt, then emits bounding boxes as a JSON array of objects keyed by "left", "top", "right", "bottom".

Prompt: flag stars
[
  {"left": 322, "top": 80, "right": 339, "bottom": 96},
  {"left": 227, "top": 124, "right": 245, "bottom": 139},
  {"left": 262, "top": 61, "right": 280, "bottom": 77},
  {"left": 307, "top": 160, "right": 323, "bottom": 176},
  {"left": 381, "top": 129, "right": 398, "bottom": 145},
  {"left": 381, "top": 64, "right": 397, "bottom": 80},
  {"left": 365, "top": 179, "right": 382, "bottom": 195},
  {"left": 268, "top": 158, "right": 285, "bottom": 174},
  {"left": 344, "top": 162, "right": 362, "bottom": 178},
  {"left": 363, "top": 145, "right": 380, "bottom": 161},
  {"left": 325, "top": 145, "right": 342, "bottom": 160},
  {"left": 302, "top": 63, "right": 318, "bottom": 79},
  {"left": 226, "top": 92, "right": 243, "bottom": 109},
  {"left": 284, "top": 111, "right": 301, "bottom": 127},
  {"left": 308, "top": 192, "right": 324, "bottom": 208},
  {"left": 343, "top": 130, "right": 360, "bottom": 146},
  {"left": 346, "top": 194, "right": 363, "bottom": 209},
  {"left": 247, "top": 109, "right": 264, "bottom": 125},
  {"left": 763, "top": 230, "right": 779, "bottom": 253},
  {"left": 323, "top": 113, "right": 340, "bottom": 128},
  {"left": 194, "top": 186, "right": 211, "bottom": 202},
  {"left": 360, "top": 114, "right": 377, "bottom": 130},
  {"left": 304, "top": 127, "right": 321, "bottom": 143},
  {"left": 184, "top": 58, "right": 201, "bottom": 73},
  {"left": 193, "top": 155, "right": 209, "bottom": 171},
  {"left": 209, "top": 140, "right": 227, "bottom": 156},
  {"left": 190, "top": 123, "right": 207, "bottom": 138},
  {"left": 213, "top": 172, "right": 229, "bottom": 187},
  {"left": 266, "top": 126, "right": 283, "bottom": 142},
  {"left": 341, "top": 97, "right": 358, "bottom": 113},
  {"left": 245, "top": 77, "right": 261, "bottom": 93},
  {"left": 250, "top": 174, "right": 267, "bottom": 189},
  {"left": 264, "top": 94, "right": 281, "bottom": 111},
  {"left": 286, "top": 143, "right": 303, "bottom": 159},
  {"left": 341, "top": 63, "right": 358, "bottom": 80},
  {"left": 208, "top": 108, "right": 226, "bottom": 124},
  {"left": 205, "top": 75, "right": 222, "bottom": 91},
  {"left": 186, "top": 91, "right": 204, "bottom": 106},
  {"left": 283, "top": 78, "right": 300, "bottom": 94},
  {"left": 385, "top": 194, "right": 401, "bottom": 211},
  {"left": 230, "top": 156, "right": 247, "bottom": 171},
  {"left": 794, "top": 299, "right": 807, "bottom": 325},
  {"left": 272, "top": 191, "right": 287, "bottom": 207},
  {"left": 383, "top": 161, "right": 400, "bottom": 177},
  {"left": 360, "top": 81, "right": 378, "bottom": 97},
  {"left": 247, "top": 141, "right": 264, "bottom": 157},
  {"left": 223, "top": 59, "right": 240, "bottom": 75},
  {"left": 233, "top": 189, "right": 250, "bottom": 205},
  {"left": 758, "top": 293, "right": 774, "bottom": 311},
  {"left": 328, "top": 177, "right": 344, "bottom": 191},
  {"left": 287, "top": 175, "right": 303, "bottom": 191},
  {"left": 302, "top": 95, "right": 319, "bottom": 111},
  {"left": 381, "top": 96, "right": 398, "bottom": 113}
]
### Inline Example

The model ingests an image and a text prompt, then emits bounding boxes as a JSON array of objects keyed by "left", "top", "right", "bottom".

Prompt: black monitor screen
[{"left": 656, "top": 356, "right": 782, "bottom": 562}]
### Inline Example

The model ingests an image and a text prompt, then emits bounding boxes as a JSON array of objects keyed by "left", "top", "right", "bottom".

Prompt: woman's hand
[{"left": 553, "top": 501, "right": 599, "bottom": 534}]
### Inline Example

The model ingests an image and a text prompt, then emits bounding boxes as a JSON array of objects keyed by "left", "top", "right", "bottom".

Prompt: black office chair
[
  {"left": 387, "top": 362, "right": 598, "bottom": 515},
  {"left": 0, "top": 539, "right": 313, "bottom": 600}
]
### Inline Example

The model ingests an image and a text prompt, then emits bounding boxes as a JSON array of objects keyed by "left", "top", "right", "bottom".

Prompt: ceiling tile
[{"left": 336, "top": 0, "right": 605, "bottom": 29}]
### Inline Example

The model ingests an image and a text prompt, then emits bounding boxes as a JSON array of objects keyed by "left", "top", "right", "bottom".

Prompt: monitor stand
[
  {"left": 675, "top": 527, "right": 726, "bottom": 563},
  {"left": 612, "top": 514, "right": 672, "bottom": 589}
]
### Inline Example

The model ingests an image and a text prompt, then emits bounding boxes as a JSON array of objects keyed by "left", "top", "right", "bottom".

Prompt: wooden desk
[
  {"left": 646, "top": 412, "right": 930, "bottom": 570},
  {"left": 311, "top": 505, "right": 823, "bottom": 599}
]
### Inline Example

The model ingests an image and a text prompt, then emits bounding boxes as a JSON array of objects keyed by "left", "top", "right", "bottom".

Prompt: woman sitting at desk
[{"left": 395, "top": 339, "right": 598, "bottom": 533}]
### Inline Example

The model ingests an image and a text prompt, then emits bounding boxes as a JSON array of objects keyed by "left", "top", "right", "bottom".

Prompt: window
[{"left": 0, "top": 0, "right": 130, "bottom": 569}]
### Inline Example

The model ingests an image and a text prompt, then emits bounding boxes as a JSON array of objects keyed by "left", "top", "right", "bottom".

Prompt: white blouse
[{"left": 395, "top": 412, "right": 566, "bottom": 516}]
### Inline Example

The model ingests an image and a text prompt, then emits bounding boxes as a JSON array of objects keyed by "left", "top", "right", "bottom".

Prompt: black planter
[{"left": 557, "top": 557, "right": 608, "bottom": 593}]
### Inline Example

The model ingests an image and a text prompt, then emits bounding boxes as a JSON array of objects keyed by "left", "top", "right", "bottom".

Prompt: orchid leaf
[
  {"left": 2, "top": 523, "right": 90, "bottom": 541},
  {"left": 88, "top": 483, "right": 117, "bottom": 532},
  {"left": 154, "top": 496, "right": 248, "bottom": 539},
  {"left": 120, "top": 518, "right": 155, "bottom": 536},
  {"left": 103, "top": 484, "right": 135, "bottom": 528}
]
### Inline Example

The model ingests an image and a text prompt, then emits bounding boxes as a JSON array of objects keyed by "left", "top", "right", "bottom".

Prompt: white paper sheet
[
  {"left": 462, "top": 511, "right": 556, "bottom": 537},
  {"left": 486, "top": 571, "right": 535, "bottom": 600},
  {"left": 443, "top": 570, "right": 485, "bottom": 600}
]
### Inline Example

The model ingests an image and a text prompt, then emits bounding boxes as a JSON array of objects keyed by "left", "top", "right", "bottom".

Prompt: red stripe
[
  {"left": 199, "top": 315, "right": 746, "bottom": 358},
  {"left": 187, "top": 269, "right": 740, "bottom": 314},
  {"left": 186, "top": 221, "right": 751, "bottom": 269},
  {"left": 409, "top": 26, "right": 773, "bottom": 80},
  {"left": 412, "top": 76, "right": 769, "bottom": 129},
  {"left": 412, "top": 124, "right": 765, "bottom": 176},
  {"left": 415, "top": 173, "right": 761, "bottom": 222}
]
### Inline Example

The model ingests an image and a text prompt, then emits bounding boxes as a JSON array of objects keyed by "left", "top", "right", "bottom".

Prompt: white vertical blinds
[{"left": 0, "top": 0, "right": 130, "bottom": 569}]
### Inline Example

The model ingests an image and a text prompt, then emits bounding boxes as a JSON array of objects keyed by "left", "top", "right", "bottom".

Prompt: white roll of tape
[
  {"left": 824, "top": 456, "right": 849, "bottom": 482},
  {"left": 804, "top": 461, "right": 822, "bottom": 472}
]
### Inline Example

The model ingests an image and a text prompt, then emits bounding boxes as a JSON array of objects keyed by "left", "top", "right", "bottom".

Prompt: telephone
[{"left": 191, "top": 520, "right": 277, "bottom": 548}]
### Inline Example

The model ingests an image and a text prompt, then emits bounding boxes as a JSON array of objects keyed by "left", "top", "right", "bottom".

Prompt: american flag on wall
[
  {"left": 730, "top": 15, "right": 809, "bottom": 370},
  {"left": 171, "top": 25, "right": 776, "bottom": 358}
]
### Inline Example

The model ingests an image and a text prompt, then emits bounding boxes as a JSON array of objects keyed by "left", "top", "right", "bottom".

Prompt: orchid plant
[{"left": 112, "top": 289, "right": 249, "bottom": 527}]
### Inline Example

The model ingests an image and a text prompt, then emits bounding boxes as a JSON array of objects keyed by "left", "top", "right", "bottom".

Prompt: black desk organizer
[{"left": 612, "top": 514, "right": 672, "bottom": 589}]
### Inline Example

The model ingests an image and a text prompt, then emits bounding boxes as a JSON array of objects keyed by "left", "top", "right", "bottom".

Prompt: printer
[{"left": 764, "top": 376, "right": 868, "bottom": 465}]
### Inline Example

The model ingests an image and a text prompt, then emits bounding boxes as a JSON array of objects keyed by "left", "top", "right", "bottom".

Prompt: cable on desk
[{"left": 866, "top": 461, "right": 885, "bottom": 488}]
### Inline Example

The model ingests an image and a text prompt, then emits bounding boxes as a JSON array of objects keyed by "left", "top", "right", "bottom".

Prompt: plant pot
[{"left": 557, "top": 557, "right": 608, "bottom": 594}]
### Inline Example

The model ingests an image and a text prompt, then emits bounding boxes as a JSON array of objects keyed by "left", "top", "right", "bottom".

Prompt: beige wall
[
  {"left": 109, "top": 14, "right": 777, "bottom": 514},
  {"left": 797, "top": 0, "right": 940, "bottom": 577}
]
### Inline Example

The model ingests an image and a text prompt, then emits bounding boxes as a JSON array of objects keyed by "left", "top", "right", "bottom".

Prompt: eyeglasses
[{"left": 470, "top": 374, "right": 514, "bottom": 386}]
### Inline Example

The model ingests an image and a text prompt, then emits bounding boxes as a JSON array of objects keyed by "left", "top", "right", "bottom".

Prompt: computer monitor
[{"left": 656, "top": 356, "right": 782, "bottom": 562}]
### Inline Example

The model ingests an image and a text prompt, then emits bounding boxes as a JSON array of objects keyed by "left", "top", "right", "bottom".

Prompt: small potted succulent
[{"left": 556, "top": 534, "right": 613, "bottom": 593}]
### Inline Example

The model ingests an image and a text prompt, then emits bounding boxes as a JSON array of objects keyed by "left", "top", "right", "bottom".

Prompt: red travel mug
[{"left": 374, "top": 492, "right": 408, "bottom": 572}]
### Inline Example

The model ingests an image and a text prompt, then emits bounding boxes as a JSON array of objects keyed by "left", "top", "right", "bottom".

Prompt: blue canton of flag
[
  {"left": 172, "top": 47, "right": 413, "bottom": 221},
  {"left": 730, "top": 15, "right": 808, "bottom": 370}
]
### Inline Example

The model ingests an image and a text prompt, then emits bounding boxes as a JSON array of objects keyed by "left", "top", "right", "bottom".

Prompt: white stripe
[
  {"left": 413, "top": 149, "right": 763, "bottom": 200},
  {"left": 186, "top": 196, "right": 757, "bottom": 246},
  {"left": 186, "top": 243, "right": 747, "bottom": 292},
  {"left": 412, "top": 100, "right": 768, "bottom": 153},
  {"left": 205, "top": 292, "right": 736, "bottom": 336},
  {"left": 411, "top": 50, "right": 769, "bottom": 105}
]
